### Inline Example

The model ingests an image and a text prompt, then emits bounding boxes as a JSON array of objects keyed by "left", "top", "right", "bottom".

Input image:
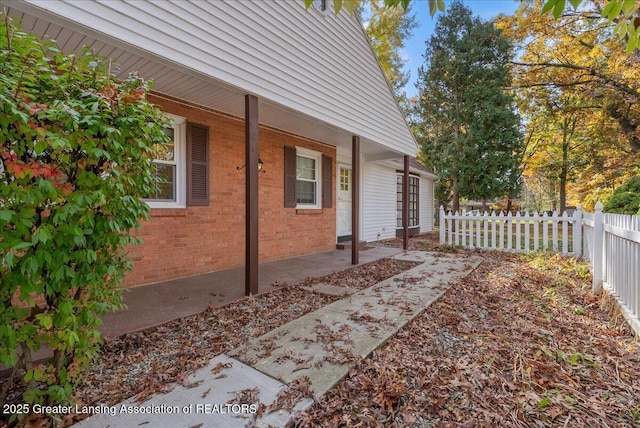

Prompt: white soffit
[{"left": 3, "top": 1, "right": 418, "bottom": 157}]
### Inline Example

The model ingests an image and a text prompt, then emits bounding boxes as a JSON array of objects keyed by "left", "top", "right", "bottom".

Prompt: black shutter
[
  {"left": 187, "top": 123, "right": 209, "bottom": 206},
  {"left": 322, "top": 154, "right": 333, "bottom": 208},
  {"left": 284, "top": 146, "right": 297, "bottom": 208}
]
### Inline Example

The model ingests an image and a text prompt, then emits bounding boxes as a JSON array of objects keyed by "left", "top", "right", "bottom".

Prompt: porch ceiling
[{"left": 5, "top": 7, "right": 400, "bottom": 158}]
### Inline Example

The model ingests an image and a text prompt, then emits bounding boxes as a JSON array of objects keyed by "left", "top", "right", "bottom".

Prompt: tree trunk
[
  {"left": 560, "top": 140, "right": 569, "bottom": 213},
  {"left": 21, "top": 343, "right": 35, "bottom": 390},
  {"left": 452, "top": 176, "right": 460, "bottom": 214},
  {"left": 559, "top": 173, "right": 567, "bottom": 214},
  {"left": 506, "top": 198, "right": 513, "bottom": 214}
]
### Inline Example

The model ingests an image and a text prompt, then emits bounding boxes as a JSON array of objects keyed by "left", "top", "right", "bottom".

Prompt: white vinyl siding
[
  {"left": 362, "top": 162, "right": 396, "bottom": 242},
  {"left": 12, "top": 0, "right": 417, "bottom": 156},
  {"left": 362, "top": 162, "right": 435, "bottom": 241},
  {"left": 420, "top": 177, "right": 435, "bottom": 233}
]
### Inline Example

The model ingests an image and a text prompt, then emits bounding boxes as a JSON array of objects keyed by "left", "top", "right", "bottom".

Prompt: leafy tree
[
  {"left": 0, "top": 17, "right": 168, "bottom": 409},
  {"left": 521, "top": 171, "right": 558, "bottom": 213},
  {"left": 310, "top": 0, "right": 639, "bottom": 52},
  {"left": 570, "top": 115, "right": 632, "bottom": 210},
  {"left": 540, "top": 0, "right": 640, "bottom": 52},
  {"left": 518, "top": 92, "right": 593, "bottom": 213},
  {"left": 415, "top": 1, "right": 523, "bottom": 213},
  {"left": 358, "top": 0, "right": 417, "bottom": 103},
  {"left": 500, "top": 0, "right": 640, "bottom": 211},
  {"left": 499, "top": 0, "right": 640, "bottom": 154},
  {"left": 603, "top": 174, "right": 640, "bottom": 214}
]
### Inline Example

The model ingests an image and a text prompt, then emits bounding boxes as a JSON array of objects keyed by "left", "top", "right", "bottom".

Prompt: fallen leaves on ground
[
  {"left": 3, "top": 234, "right": 638, "bottom": 428},
  {"left": 267, "top": 376, "right": 314, "bottom": 413},
  {"left": 295, "top": 238, "right": 640, "bottom": 427},
  {"left": 307, "top": 259, "right": 421, "bottom": 291},
  {"left": 227, "top": 387, "right": 261, "bottom": 407},
  {"left": 0, "top": 258, "right": 416, "bottom": 427},
  {"left": 74, "top": 258, "right": 417, "bottom": 409},
  {"left": 377, "top": 233, "right": 444, "bottom": 252}
]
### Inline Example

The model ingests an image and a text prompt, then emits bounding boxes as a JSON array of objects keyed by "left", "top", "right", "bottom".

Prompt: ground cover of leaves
[
  {"left": 4, "top": 234, "right": 640, "bottom": 428},
  {"left": 377, "top": 233, "right": 443, "bottom": 252},
  {"left": 0, "top": 257, "right": 417, "bottom": 427},
  {"left": 295, "top": 242, "right": 640, "bottom": 427}
]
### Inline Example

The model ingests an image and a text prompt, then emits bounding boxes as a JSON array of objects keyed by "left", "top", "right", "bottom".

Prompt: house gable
[{"left": 7, "top": 0, "right": 418, "bottom": 157}]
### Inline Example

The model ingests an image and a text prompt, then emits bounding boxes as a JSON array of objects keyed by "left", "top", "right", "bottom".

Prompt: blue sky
[{"left": 403, "top": 0, "right": 521, "bottom": 97}]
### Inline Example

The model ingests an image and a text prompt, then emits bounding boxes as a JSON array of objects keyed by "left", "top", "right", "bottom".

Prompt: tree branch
[
  {"left": 511, "top": 61, "right": 640, "bottom": 99},
  {"left": 512, "top": 79, "right": 599, "bottom": 89}
]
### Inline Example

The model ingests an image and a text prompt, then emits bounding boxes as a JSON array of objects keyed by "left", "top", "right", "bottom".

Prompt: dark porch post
[
  {"left": 245, "top": 94, "right": 259, "bottom": 296},
  {"left": 403, "top": 155, "right": 409, "bottom": 250},
  {"left": 352, "top": 136, "right": 360, "bottom": 265}
]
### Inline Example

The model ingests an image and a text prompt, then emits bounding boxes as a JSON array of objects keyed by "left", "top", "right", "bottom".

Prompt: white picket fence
[
  {"left": 439, "top": 203, "right": 640, "bottom": 335},
  {"left": 438, "top": 207, "right": 582, "bottom": 256}
]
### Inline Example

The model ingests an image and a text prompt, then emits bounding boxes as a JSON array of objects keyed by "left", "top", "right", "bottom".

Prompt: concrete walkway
[{"left": 74, "top": 251, "right": 482, "bottom": 427}]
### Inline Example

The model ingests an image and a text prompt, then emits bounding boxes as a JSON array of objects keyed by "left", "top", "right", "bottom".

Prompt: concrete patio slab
[
  {"left": 73, "top": 251, "right": 483, "bottom": 428},
  {"left": 101, "top": 246, "right": 402, "bottom": 337}
]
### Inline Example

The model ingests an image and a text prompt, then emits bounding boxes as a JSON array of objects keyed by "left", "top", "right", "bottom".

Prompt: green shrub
[
  {"left": 603, "top": 175, "right": 640, "bottom": 215},
  {"left": 0, "top": 16, "right": 169, "bottom": 409}
]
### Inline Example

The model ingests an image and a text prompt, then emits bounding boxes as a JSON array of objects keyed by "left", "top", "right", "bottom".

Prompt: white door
[{"left": 337, "top": 166, "right": 352, "bottom": 238}]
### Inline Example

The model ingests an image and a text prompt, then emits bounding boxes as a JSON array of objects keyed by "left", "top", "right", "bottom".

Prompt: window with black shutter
[{"left": 284, "top": 146, "right": 333, "bottom": 209}]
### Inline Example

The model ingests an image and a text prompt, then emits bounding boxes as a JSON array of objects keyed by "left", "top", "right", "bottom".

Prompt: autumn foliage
[
  {"left": 498, "top": 0, "right": 640, "bottom": 213},
  {"left": 0, "top": 16, "right": 169, "bottom": 411}
]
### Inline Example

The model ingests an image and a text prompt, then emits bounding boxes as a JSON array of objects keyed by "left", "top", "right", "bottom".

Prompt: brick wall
[{"left": 122, "top": 95, "right": 336, "bottom": 287}]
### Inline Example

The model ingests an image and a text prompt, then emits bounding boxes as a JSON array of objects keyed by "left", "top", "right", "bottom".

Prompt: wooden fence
[{"left": 439, "top": 203, "right": 640, "bottom": 335}]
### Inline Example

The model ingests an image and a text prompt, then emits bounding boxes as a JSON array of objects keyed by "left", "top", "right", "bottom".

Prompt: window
[
  {"left": 145, "top": 114, "right": 186, "bottom": 209},
  {"left": 296, "top": 147, "right": 322, "bottom": 209},
  {"left": 284, "top": 146, "right": 332, "bottom": 209},
  {"left": 314, "top": 0, "right": 328, "bottom": 12},
  {"left": 397, "top": 174, "right": 419, "bottom": 228},
  {"left": 340, "top": 168, "right": 350, "bottom": 191}
]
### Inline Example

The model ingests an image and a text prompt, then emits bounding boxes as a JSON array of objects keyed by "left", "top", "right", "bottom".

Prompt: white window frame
[
  {"left": 145, "top": 114, "right": 187, "bottom": 209},
  {"left": 296, "top": 147, "right": 322, "bottom": 210}
]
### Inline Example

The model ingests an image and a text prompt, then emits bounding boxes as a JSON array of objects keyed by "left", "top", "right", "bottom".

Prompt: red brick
[{"left": 122, "top": 95, "right": 336, "bottom": 287}]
